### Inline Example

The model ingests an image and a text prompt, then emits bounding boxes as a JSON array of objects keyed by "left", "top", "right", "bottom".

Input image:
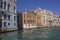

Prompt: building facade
[
  {"left": 17, "top": 8, "right": 60, "bottom": 29},
  {"left": 17, "top": 10, "right": 39, "bottom": 29},
  {"left": 0, "top": 0, "right": 17, "bottom": 32},
  {"left": 33, "top": 8, "right": 60, "bottom": 27}
]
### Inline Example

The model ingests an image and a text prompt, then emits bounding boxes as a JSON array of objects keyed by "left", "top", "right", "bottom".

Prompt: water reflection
[{"left": 0, "top": 27, "right": 60, "bottom": 40}]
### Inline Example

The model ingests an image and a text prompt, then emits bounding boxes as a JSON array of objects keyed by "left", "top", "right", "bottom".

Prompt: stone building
[
  {"left": 33, "top": 8, "right": 60, "bottom": 27},
  {"left": 17, "top": 8, "right": 60, "bottom": 29},
  {"left": 17, "top": 10, "right": 39, "bottom": 29},
  {"left": 0, "top": 0, "right": 17, "bottom": 32}
]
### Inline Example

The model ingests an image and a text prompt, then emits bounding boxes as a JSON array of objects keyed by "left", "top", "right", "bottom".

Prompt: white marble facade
[{"left": 0, "top": 0, "right": 17, "bottom": 31}]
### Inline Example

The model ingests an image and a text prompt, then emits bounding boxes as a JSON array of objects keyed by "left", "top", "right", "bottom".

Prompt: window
[
  {"left": 14, "top": 16, "right": 16, "bottom": 21},
  {"left": 24, "top": 20, "right": 26, "bottom": 23},
  {"left": 44, "top": 21, "right": 45, "bottom": 23},
  {"left": 8, "top": 4, "right": 10, "bottom": 12},
  {"left": 8, "top": 15, "right": 10, "bottom": 20},
  {"left": 14, "top": 6, "right": 15, "bottom": 13},
  {"left": 14, "top": 23, "right": 16, "bottom": 26},
  {"left": 54, "top": 19, "right": 55, "bottom": 21},
  {"left": 28, "top": 24, "right": 30, "bottom": 26},
  {"left": 8, "top": 23, "right": 10, "bottom": 26},
  {"left": 33, "top": 20, "right": 34, "bottom": 23},
  {"left": 4, "top": 14, "right": 7, "bottom": 20},
  {"left": 24, "top": 15, "right": 25, "bottom": 18},
  {"left": 4, "top": 1, "right": 6, "bottom": 9},
  {"left": 0, "top": 0, "right": 3, "bottom": 8},
  {"left": 4, "top": 22, "right": 6, "bottom": 27},
  {"left": 58, "top": 20, "right": 59, "bottom": 21}
]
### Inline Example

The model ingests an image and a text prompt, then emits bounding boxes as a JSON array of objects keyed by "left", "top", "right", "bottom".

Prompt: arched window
[
  {"left": 0, "top": 0, "right": 3, "bottom": 8},
  {"left": 8, "top": 3, "right": 10, "bottom": 12},
  {"left": 14, "top": 6, "right": 15, "bottom": 13},
  {"left": 4, "top": 1, "right": 6, "bottom": 9}
]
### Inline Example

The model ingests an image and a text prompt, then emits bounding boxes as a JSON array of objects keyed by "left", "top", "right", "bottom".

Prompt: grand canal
[{"left": 0, "top": 27, "right": 60, "bottom": 40}]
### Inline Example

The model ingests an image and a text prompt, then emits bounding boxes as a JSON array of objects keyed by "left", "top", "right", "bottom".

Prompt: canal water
[{"left": 0, "top": 27, "right": 60, "bottom": 40}]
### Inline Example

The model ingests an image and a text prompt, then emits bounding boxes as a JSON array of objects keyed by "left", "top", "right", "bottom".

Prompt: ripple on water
[{"left": 0, "top": 27, "right": 60, "bottom": 40}]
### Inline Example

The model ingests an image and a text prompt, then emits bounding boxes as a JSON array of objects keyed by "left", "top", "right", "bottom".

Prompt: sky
[{"left": 17, "top": 0, "right": 60, "bottom": 16}]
